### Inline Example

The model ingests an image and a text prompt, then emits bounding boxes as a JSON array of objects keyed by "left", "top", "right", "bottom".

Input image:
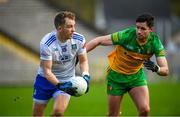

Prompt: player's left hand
[
  {"left": 144, "top": 60, "right": 159, "bottom": 72},
  {"left": 64, "top": 87, "right": 77, "bottom": 96},
  {"left": 82, "top": 74, "right": 90, "bottom": 93},
  {"left": 57, "top": 82, "right": 77, "bottom": 96}
]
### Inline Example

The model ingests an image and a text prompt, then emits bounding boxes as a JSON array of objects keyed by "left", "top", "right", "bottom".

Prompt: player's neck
[
  {"left": 57, "top": 33, "right": 67, "bottom": 43},
  {"left": 136, "top": 38, "right": 148, "bottom": 46}
]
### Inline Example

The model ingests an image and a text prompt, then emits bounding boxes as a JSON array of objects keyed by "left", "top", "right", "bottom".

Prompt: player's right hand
[{"left": 57, "top": 82, "right": 77, "bottom": 96}]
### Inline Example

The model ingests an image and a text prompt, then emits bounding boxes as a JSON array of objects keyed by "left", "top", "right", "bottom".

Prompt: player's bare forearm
[
  {"left": 156, "top": 57, "right": 169, "bottom": 76},
  {"left": 157, "top": 66, "right": 169, "bottom": 76},
  {"left": 78, "top": 53, "right": 89, "bottom": 74},
  {"left": 45, "top": 69, "right": 59, "bottom": 85},
  {"left": 41, "top": 60, "right": 60, "bottom": 85},
  {"left": 86, "top": 35, "right": 112, "bottom": 52},
  {"left": 86, "top": 37, "right": 101, "bottom": 52}
]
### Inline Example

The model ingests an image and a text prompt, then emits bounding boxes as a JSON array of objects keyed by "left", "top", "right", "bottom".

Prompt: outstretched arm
[{"left": 86, "top": 35, "right": 112, "bottom": 52}]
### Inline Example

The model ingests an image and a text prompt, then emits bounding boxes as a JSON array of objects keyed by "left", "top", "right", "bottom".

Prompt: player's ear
[
  {"left": 150, "top": 27, "right": 153, "bottom": 32},
  {"left": 57, "top": 25, "right": 62, "bottom": 31}
]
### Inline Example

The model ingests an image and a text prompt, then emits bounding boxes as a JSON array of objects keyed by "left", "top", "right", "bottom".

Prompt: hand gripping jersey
[
  {"left": 37, "top": 31, "right": 86, "bottom": 81},
  {"left": 109, "top": 27, "right": 165, "bottom": 75}
]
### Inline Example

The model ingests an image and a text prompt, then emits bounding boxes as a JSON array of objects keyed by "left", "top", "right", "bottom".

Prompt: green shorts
[{"left": 106, "top": 67, "right": 147, "bottom": 96}]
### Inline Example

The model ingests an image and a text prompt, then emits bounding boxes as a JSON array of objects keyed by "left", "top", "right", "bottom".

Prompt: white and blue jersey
[
  {"left": 37, "top": 31, "right": 86, "bottom": 81},
  {"left": 33, "top": 31, "right": 86, "bottom": 103}
]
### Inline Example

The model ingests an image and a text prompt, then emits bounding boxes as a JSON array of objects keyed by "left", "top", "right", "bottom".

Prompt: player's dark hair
[
  {"left": 54, "top": 11, "right": 75, "bottom": 29},
  {"left": 136, "top": 13, "right": 154, "bottom": 28}
]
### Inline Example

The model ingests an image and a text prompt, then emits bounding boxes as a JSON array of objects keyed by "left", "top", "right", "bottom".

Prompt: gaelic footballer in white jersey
[{"left": 37, "top": 31, "right": 86, "bottom": 82}]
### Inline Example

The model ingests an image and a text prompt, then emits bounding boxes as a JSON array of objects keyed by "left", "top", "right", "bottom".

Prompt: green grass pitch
[{"left": 0, "top": 81, "right": 180, "bottom": 116}]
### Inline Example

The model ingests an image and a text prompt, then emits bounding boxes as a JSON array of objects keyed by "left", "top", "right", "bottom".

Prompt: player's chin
[{"left": 137, "top": 35, "right": 144, "bottom": 40}]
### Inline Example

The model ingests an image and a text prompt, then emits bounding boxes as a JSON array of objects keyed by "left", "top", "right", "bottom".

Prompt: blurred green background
[{"left": 0, "top": 79, "right": 180, "bottom": 116}]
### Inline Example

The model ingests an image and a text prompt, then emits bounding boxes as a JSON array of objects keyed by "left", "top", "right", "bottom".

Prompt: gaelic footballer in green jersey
[
  {"left": 86, "top": 13, "right": 169, "bottom": 116},
  {"left": 109, "top": 27, "right": 165, "bottom": 75}
]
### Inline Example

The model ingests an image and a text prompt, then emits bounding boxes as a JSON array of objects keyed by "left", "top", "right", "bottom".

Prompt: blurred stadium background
[{"left": 0, "top": 0, "right": 180, "bottom": 116}]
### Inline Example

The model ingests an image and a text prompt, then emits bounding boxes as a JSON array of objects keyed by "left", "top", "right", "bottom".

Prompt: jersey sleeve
[
  {"left": 153, "top": 38, "right": 166, "bottom": 57},
  {"left": 74, "top": 34, "right": 86, "bottom": 55},
  {"left": 111, "top": 31, "right": 121, "bottom": 45},
  {"left": 78, "top": 37, "right": 86, "bottom": 55},
  {"left": 40, "top": 43, "right": 52, "bottom": 60},
  {"left": 111, "top": 28, "right": 134, "bottom": 45}
]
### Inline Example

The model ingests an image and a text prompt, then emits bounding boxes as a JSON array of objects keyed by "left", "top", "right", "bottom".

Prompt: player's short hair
[
  {"left": 54, "top": 11, "right": 75, "bottom": 29},
  {"left": 136, "top": 13, "right": 154, "bottom": 28}
]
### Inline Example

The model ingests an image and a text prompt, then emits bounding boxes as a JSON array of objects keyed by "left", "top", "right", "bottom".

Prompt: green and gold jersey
[{"left": 108, "top": 27, "right": 165, "bottom": 75}]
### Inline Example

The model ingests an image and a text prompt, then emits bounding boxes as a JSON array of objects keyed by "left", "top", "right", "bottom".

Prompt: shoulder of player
[
  {"left": 115, "top": 27, "right": 136, "bottom": 37},
  {"left": 119, "top": 27, "right": 136, "bottom": 38},
  {"left": 72, "top": 32, "right": 85, "bottom": 42},
  {"left": 149, "top": 32, "right": 161, "bottom": 42},
  {"left": 40, "top": 31, "right": 57, "bottom": 47},
  {"left": 121, "top": 27, "right": 136, "bottom": 33},
  {"left": 111, "top": 27, "right": 135, "bottom": 38}
]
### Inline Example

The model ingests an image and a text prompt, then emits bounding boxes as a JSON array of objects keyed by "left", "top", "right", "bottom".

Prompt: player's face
[
  {"left": 136, "top": 22, "right": 152, "bottom": 40},
  {"left": 58, "top": 18, "right": 75, "bottom": 40}
]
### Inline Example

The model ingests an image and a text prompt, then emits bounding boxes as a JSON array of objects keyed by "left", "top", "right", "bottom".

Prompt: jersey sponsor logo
[{"left": 59, "top": 54, "right": 71, "bottom": 62}]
